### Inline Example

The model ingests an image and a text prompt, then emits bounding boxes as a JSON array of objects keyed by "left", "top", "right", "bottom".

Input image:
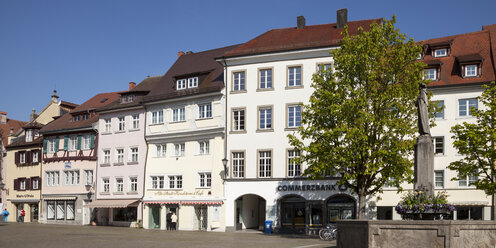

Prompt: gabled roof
[
  {"left": 143, "top": 44, "right": 240, "bottom": 102},
  {"left": 222, "top": 18, "right": 382, "bottom": 58},
  {"left": 40, "top": 92, "right": 121, "bottom": 134},
  {"left": 6, "top": 135, "right": 43, "bottom": 149},
  {"left": 421, "top": 25, "right": 496, "bottom": 88},
  {"left": 0, "top": 118, "right": 26, "bottom": 146}
]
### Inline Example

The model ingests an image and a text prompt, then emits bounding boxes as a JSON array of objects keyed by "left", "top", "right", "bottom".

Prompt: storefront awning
[
  {"left": 145, "top": 201, "right": 180, "bottom": 205},
  {"left": 8, "top": 199, "right": 40, "bottom": 203},
  {"left": 180, "top": 201, "right": 223, "bottom": 205},
  {"left": 84, "top": 199, "right": 140, "bottom": 208},
  {"left": 450, "top": 201, "right": 489, "bottom": 206},
  {"left": 44, "top": 197, "right": 77, "bottom": 201}
]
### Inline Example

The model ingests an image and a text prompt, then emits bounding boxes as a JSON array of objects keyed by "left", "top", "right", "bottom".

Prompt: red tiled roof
[
  {"left": 421, "top": 26, "right": 496, "bottom": 87},
  {"left": 60, "top": 100, "right": 79, "bottom": 109},
  {"left": 223, "top": 18, "right": 382, "bottom": 58},
  {"left": 0, "top": 118, "right": 26, "bottom": 146},
  {"left": 40, "top": 92, "right": 121, "bottom": 134}
]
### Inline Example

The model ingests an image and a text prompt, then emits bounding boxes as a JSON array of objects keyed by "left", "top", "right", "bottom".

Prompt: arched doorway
[
  {"left": 280, "top": 195, "right": 306, "bottom": 231},
  {"left": 234, "top": 194, "right": 266, "bottom": 231},
  {"left": 326, "top": 194, "right": 356, "bottom": 222}
]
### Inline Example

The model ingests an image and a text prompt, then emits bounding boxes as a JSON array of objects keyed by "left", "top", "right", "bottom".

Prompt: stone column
[
  {"left": 414, "top": 135, "right": 434, "bottom": 196},
  {"left": 160, "top": 204, "right": 166, "bottom": 230}
]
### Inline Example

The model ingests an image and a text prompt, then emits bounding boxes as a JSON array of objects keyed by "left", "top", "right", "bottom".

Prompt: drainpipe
[
  {"left": 141, "top": 105, "right": 148, "bottom": 225},
  {"left": 221, "top": 57, "right": 228, "bottom": 182}
]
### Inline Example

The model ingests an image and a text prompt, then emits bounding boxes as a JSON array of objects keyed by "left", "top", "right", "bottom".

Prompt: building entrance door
[
  {"left": 31, "top": 204, "right": 39, "bottom": 222},
  {"left": 326, "top": 195, "right": 356, "bottom": 222},
  {"left": 195, "top": 205, "right": 208, "bottom": 231},
  {"left": 149, "top": 205, "right": 161, "bottom": 229},
  {"left": 280, "top": 196, "right": 306, "bottom": 232}
]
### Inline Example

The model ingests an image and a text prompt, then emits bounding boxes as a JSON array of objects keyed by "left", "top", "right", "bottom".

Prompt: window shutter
[
  {"left": 37, "top": 149, "right": 42, "bottom": 161},
  {"left": 27, "top": 151, "right": 32, "bottom": 164},
  {"left": 26, "top": 178, "right": 31, "bottom": 190},
  {"left": 14, "top": 179, "right": 19, "bottom": 190},
  {"left": 55, "top": 136, "right": 60, "bottom": 152},
  {"left": 77, "top": 135, "right": 82, "bottom": 150},
  {"left": 64, "top": 136, "right": 69, "bottom": 151},
  {"left": 15, "top": 152, "right": 20, "bottom": 164},
  {"left": 90, "top": 134, "right": 95, "bottom": 149},
  {"left": 43, "top": 139, "right": 48, "bottom": 154}
]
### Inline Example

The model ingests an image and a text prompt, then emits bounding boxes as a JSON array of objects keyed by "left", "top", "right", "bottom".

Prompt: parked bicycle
[{"left": 319, "top": 223, "right": 337, "bottom": 241}]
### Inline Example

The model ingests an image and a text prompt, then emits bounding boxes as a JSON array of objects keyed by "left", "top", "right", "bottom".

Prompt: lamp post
[{"left": 222, "top": 158, "right": 228, "bottom": 179}]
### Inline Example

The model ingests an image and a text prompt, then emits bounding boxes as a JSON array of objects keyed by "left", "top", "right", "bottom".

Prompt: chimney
[
  {"left": 0, "top": 111, "right": 6, "bottom": 124},
  {"left": 30, "top": 108, "right": 37, "bottom": 122},
  {"left": 297, "top": 16, "right": 306, "bottom": 29},
  {"left": 336, "top": 8, "right": 348, "bottom": 29},
  {"left": 51, "top": 90, "right": 59, "bottom": 103},
  {"left": 177, "top": 51, "right": 185, "bottom": 58},
  {"left": 129, "top": 82, "right": 136, "bottom": 91}
]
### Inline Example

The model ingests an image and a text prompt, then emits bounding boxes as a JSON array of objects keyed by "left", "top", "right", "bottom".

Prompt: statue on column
[{"left": 416, "top": 83, "right": 430, "bottom": 136}]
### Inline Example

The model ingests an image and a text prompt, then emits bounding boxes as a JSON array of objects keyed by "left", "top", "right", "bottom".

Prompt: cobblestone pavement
[{"left": 0, "top": 223, "right": 336, "bottom": 248}]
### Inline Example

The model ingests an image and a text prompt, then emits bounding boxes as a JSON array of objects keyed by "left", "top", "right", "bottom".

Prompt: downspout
[
  {"left": 141, "top": 104, "right": 148, "bottom": 225},
  {"left": 222, "top": 57, "right": 228, "bottom": 181}
]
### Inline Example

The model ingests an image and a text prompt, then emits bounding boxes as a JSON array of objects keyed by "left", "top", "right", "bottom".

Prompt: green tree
[
  {"left": 449, "top": 81, "right": 496, "bottom": 220},
  {"left": 288, "top": 16, "right": 427, "bottom": 219}
]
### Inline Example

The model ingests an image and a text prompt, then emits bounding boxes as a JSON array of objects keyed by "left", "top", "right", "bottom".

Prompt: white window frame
[
  {"left": 174, "top": 143, "right": 185, "bottom": 157},
  {"left": 287, "top": 105, "right": 302, "bottom": 128},
  {"left": 103, "top": 149, "right": 111, "bottom": 164},
  {"left": 132, "top": 115, "right": 139, "bottom": 129},
  {"left": 259, "top": 107, "right": 272, "bottom": 130},
  {"left": 20, "top": 179, "right": 26, "bottom": 190},
  {"left": 169, "top": 175, "right": 183, "bottom": 189},
  {"left": 116, "top": 148, "right": 124, "bottom": 164},
  {"left": 151, "top": 111, "right": 164, "bottom": 124},
  {"left": 232, "top": 109, "right": 245, "bottom": 131},
  {"left": 25, "top": 129, "right": 33, "bottom": 142},
  {"left": 69, "top": 136, "right": 77, "bottom": 151},
  {"left": 63, "top": 170, "right": 80, "bottom": 186},
  {"left": 198, "top": 172, "right": 211, "bottom": 188},
  {"left": 47, "top": 139, "right": 56, "bottom": 154},
  {"left": 32, "top": 150, "right": 39, "bottom": 163},
  {"left": 104, "top": 119, "right": 111, "bottom": 133},
  {"left": 129, "top": 177, "right": 138, "bottom": 192},
  {"left": 118, "top": 117, "right": 125, "bottom": 131},
  {"left": 258, "top": 150, "right": 272, "bottom": 178},
  {"left": 233, "top": 71, "right": 245, "bottom": 91},
  {"left": 150, "top": 176, "right": 165, "bottom": 189},
  {"left": 433, "top": 136, "right": 444, "bottom": 155},
  {"left": 129, "top": 147, "right": 139, "bottom": 163},
  {"left": 259, "top": 69, "right": 272, "bottom": 89},
  {"left": 172, "top": 108, "right": 186, "bottom": 122},
  {"left": 198, "top": 103, "right": 212, "bottom": 119},
  {"left": 198, "top": 140, "right": 210, "bottom": 155},
  {"left": 458, "top": 98, "right": 478, "bottom": 117},
  {"left": 46, "top": 171, "right": 59, "bottom": 186},
  {"left": 435, "top": 170, "right": 444, "bottom": 188},
  {"left": 288, "top": 150, "right": 301, "bottom": 177},
  {"left": 115, "top": 178, "right": 124, "bottom": 193},
  {"left": 81, "top": 135, "right": 91, "bottom": 150},
  {"left": 232, "top": 152, "right": 245, "bottom": 178},
  {"left": 288, "top": 66, "right": 302, "bottom": 87},
  {"left": 188, "top": 77, "right": 198, "bottom": 88},
  {"left": 459, "top": 173, "right": 478, "bottom": 187},
  {"left": 20, "top": 152, "right": 26, "bottom": 164},
  {"left": 435, "top": 100, "right": 445, "bottom": 119},
  {"left": 102, "top": 178, "right": 110, "bottom": 193},
  {"left": 434, "top": 48, "right": 447, "bottom": 57},
  {"left": 423, "top": 68, "right": 437, "bottom": 80},
  {"left": 177, "top": 79, "right": 187, "bottom": 90},
  {"left": 156, "top": 144, "right": 166, "bottom": 157},
  {"left": 84, "top": 170, "right": 93, "bottom": 186},
  {"left": 32, "top": 178, "right": 39, "bottom": 190},
  {"left": 464, "top": 64, "right": 478, "bottom": 77}
]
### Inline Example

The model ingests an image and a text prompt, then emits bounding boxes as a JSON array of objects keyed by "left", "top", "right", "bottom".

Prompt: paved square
[{"left": 0, "top": 223, "right": 336, "bottom": 248}]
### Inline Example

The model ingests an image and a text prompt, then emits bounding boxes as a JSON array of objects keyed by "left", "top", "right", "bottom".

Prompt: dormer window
[
  {"left": 464, "top": 64, "right": 478, "bottom": 77},
  {"left": 177, "top": 79, "right": 187, "bottom": 90},
  {"left": 434, "top": 48, "right": 448, "bottom": 58},
  {"left": 128, "top": 95, "right": 134, "bottom": 102},
  {"left": 74, "top": 115, "right": 80, "bottom": 122},
  {"left": 82, "top": 114, "right": 89, "bottom": 120},
  {"left": 26, "top": 129, "right": 33, "bottom": 142},
  {"left": 188, "top": 77, "right": 198, "bottom": 88},
  {"left": 423, "top": 68, "right": 438, "bottom": 81}
]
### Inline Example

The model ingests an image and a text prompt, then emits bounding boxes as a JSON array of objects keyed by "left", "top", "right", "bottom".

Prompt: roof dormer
[
  {"left": 456, "top": 54, "right": 483, "bottom": 78},
  {"left": 176, "top": 76, "right": 199, "bottom": 90},
  {"left": 428, "top": 40, "right": 452, "bottom": 58}
]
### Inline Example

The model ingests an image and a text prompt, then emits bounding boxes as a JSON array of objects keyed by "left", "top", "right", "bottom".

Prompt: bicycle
[{"left": 319, "top": 223, "right": 337, "bottom": 241}]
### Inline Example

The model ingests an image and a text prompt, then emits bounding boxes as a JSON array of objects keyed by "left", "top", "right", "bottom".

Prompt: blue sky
[{"left": 1, "top": 0, "right": 495, "bottom": 121}]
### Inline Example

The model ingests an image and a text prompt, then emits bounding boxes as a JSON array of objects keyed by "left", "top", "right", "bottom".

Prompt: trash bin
[{"left": 264, "top": 220, "right": 273, "bottom": 234}]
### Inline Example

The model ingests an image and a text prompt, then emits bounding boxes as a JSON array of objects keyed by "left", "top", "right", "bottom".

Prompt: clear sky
[{"left": 1, "top": 0, "right": 495, "bottom": 121}]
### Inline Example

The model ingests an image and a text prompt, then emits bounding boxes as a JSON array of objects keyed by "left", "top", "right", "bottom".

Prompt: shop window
[
  {"left": 47, "top": 201, "right": 55, "bottom": 220},
  {"left": 56, "top": 201, "right": 65, "bottom": 220},
  {"left": 309, "top": 204, "right": 323, "bottom": 227},
  {"left": 113, "top": 207, "right": 137, "bottom": 222},
  {"left": 456, "top": 206, "right": 483, "bottom": 220},
  {"left": 66, "top": 201, "right": 75, "bottom": 220},
  {"left": 377, "top": 207, "right": 393, "bottom": 220}
]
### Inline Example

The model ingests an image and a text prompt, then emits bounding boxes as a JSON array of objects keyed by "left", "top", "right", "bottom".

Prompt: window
[
  {"left": 188, "top": 77, "right": 198, "bottom": 88},
  {"left": 47, "top": 139, "right": 56, "bottom": 153},
  {"left": 456, "top": 206, "right": 483, "bottom": 220},
  {"left": 103, "top": 150, "right": 111, "bottom": 164},
  {"left": 435, "top": 170, "right": 444, "bottom": 188},
  {"left": 173, "top": 108, "right": 186, "bottom": 122},
  {"left": 151, "top": 176, "right": 165, "bottom": 189},
  {"left": 20, "top": 152, "right": 26, "bottom": 164},
  {"left": 288, "top": 150, "right": 301, "bottom": 177},
  {"left": 318, "top": 63, "right": 332, "bottom": 72},
  {"left": 259, "top": 107, "right": 272, "bottom": 130},
  {"left": 198, "top": 172, "right": 211, "bottom": 188},
  {"left": 232, "top": 152, "right": 245, "bottom": 178},
  {"left": 64, "top": 170, "right": 80, "bottom": 185},
  {"left": 32, "top": 150, "right": 39, "bottom": 163},
  {"left": 129, "top": 147, "right": 138, "bottom": 163},
  {"left": 459, "top": 173, "right": 478, "bottom": 187},
  {"left": 66, "top": 201, "right": 75, "bottom": 220},
  {"left": 433, "top": 137, "right": 444, "bottom": 155},
  {"left": 32, "top": 177, "right": 39, "bottom": 190},
  {"left": 177, "top": 79, "right": 187, "bottom": 90},
  {"left": 115, "top": 178, "right": 124, "bottom": 192},
  {"left": 464, "top": 65, "right": 478, "bottom": 77},
  {"left": 46, "top": 171, "right": 59, "bottom": 186},
  {"left": 132, "top": 115, "right": 139, "bottom": 129},
  {"left": 26, "top": 129, "right": 33, "bottom": 142},
  {"left": 130, "top": 177, "right": 138, "bottom": 192},
  {"left": 103, "top": 178, "right": 110, "bottom": 192},
  {"left": 423, "top": 68, "right": 437, "bottom": 80},
  {"left": 288, "top": 66, "right": 302, "bottom": 87},
  {"left": 198, "top": 141, "right": 209, "bottom": 155},
  {"left": 104, "top": 119, "right": 111, "bottom": 133},
  {"left": 259, "top": 69, "right": 272, "bottom": 89},
  {"left": 47, "top": 201, "right": 55, "bottom": 220},
  {"left": 151, "top": 111, "right": 164, "bottom": 124},
  {"left": 20, "top": 178, "right": 26, "bottom": 190},
  {"left": 84, "top": 170, "right": 93, "bottom": 186},
  {"left": 259, "top": 151, "right": 272, "bottom": 178},
  {"left": 116, "top": 148, "right": 124, "bottom": 164},
  {"left": 169, "top": 175, "right": 182, "bottom": 189},
  {"left": 82, "top": 114, "right": 89, "bottom": 120},
  {"left": 434, "top": 48, "right": 447, "bottom": 57},
  {"left": 68, "top": 136, "right": 77, "bottom": 151},
  {"left": 288, "top": 105, "right": 302, "bottom": 128},
  {"left": 435, "top": 100, "right": 445, "bottom": 119},
  {"left": 233, "top": 71, "right": 245, "bottom": 91},
  {"left": 459, "top": 98, "right": 478, "bottom": 117},
  {"left": 56, "top": 201, "right": 65, "bottom": 220},
  {"left": 118, "top": 117, "right": 125, "bottom": 131},
  {"left": 198, "top": 103, "right": 212, "bottom": 119},
  {"left": 81, "top": 135, "right": 91, "bottom": 150},
  {"left": 74, "top": 115, "right": 80, "bottom": 122},
  {"left": 174, "top": 143, "right": 185, "bottom": 157},
  {"left": 232, "top": 109, "right": 245, "bottom": 131},
  {"left": 156, "top": 144, "right": 166, "bottom": 157}
]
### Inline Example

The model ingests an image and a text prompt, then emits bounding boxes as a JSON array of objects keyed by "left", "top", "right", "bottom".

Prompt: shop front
[
  {"left": 6, "top": 198, "right": 40, "bottom": 223},
  {"left": 84, "top": 199, "right": 141, "bottom": 227},
  {"left": 41, "top": 194, "right": 92, "bottom": 225},
  {"left": 225, "top": 179, "right": 357, "bottom": 234}
]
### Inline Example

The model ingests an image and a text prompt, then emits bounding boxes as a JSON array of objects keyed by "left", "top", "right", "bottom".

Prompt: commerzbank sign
[{"left": 276, "top": 183, "right": 348, "bottom": 192}]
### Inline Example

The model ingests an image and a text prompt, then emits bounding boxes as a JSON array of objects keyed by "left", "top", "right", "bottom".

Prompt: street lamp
[{"left": 222, "top": 158, "right": 228, "bottom": 179}]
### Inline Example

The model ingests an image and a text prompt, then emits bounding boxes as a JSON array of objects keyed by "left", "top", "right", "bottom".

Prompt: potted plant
[{"left": 395, "top": 187, "right": 455, "bottom": 220}]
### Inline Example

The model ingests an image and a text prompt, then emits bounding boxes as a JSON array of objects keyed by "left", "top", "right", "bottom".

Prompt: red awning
[
  {"left": 145, "top": 201, "right": 180, "bottom": 205},
  {"left": 181, "top": 201, "right": 223, "bottom": 205}
]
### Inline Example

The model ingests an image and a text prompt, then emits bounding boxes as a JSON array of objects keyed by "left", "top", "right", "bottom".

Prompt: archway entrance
[
  {"left": 234, "top": 194, "right": 266, "bottom": 231},
  {"left": 326, "top": 194, "right": 356, "bottom": 222},
  {"left": 280, "top": 195, "right": 306, "bottom": 231}
]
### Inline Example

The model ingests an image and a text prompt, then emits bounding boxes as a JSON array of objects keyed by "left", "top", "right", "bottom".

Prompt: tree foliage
[
  {"left": 288, "top": 16, "right": 428, "bottom": 219},
  {"left": 449, "top": 81, "right": 496, "bottom": 196}
]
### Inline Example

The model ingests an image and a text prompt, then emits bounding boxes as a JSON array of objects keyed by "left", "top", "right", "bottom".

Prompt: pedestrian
[
  {"left": 166, "top": 211, "right": 172, "bottom": 230},
  {"left": 1, "top": 209, "right": 9, "bottom": 223},
  {"left": 17, "top": 209, "right": 22, "bottom": 223},
  {"left": 21, "top": 209, "right": 25, "bottom": 222},
  {"left": 171, "top": 211, "right": 177, "bottom": 230}
]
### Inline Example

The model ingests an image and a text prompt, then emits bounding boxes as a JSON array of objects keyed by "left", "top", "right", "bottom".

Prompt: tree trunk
[{"left": 358, "top": 192, "right": 367, "bottom": 219}]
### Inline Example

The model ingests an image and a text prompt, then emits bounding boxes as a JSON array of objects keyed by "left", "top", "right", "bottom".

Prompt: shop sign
[
  {"left": 155, "top": 190, "right": 203, "bottom": 196},
  {"left": 64, "top": 162, "right": 72, "bottom": 169},
  {"left": 16, "top": 194, "right": 35, "bottom": 198},
  {"left": 276, "top": 184, "right": 348, "bottom": 192}
]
